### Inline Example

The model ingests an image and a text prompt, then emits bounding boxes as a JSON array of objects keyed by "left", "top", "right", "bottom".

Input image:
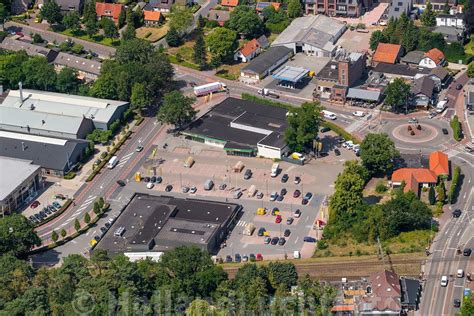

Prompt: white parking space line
[{"left": 294, "top": 236, "right": 299, "bottom": 244}]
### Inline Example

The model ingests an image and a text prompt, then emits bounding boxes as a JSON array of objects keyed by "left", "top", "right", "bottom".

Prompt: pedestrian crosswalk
[
  {"left": 71, "top": 195, "right": 97, "bottom": 217},
  {"left": 236, "top": 220, "right": 247, "bottom": 227},
  {"left": 117, "top": 152, "right": 134, "bottom": 168}
]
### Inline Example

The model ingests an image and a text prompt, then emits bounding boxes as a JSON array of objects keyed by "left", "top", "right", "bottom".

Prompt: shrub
[
  {"left": 437, "top": 181, "right": 446, "bottom": 202},
  {"left": 317, "top": 239, "right": 328, "bottom": 249},
  {"left": 100, "top": 152, "right": 107, "bottom": 159},
  {"left": 84, "top": 213, "right": 91, "bottom": 224},
  {"left": 450, "top": 115, "right": 463, "bottom": 141},
  {"left": 447, "top": 166, "right": 461, "bottom": 204},
  {"left": 428, "top": 186, "right": 436, "bottom": 205},
  {"left": 63, "top": 172, "right": 76, "bottom": 179},
  {"left": 375, "top": 180, "right": 387, "bottom": 193}
]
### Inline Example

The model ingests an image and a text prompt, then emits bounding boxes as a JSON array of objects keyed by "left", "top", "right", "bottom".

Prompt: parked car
[
  {"left": 100, "top": 227, "right": 107, "bottom": 234},
  {"left": 271, "top": 237, "right": 279, "bottom": 245},
  {"left": 44, "top": 207, "right": 52, "bottom": 215},
  {"left": 151, "top": 176, "right": 156, "bottom": 183},
  {"left": 52, "top": 201, "right": 61, "bottom": 209},
  {"left": 271, "top": 208, "right": 280, "bottom": 216},
  {"left": 454, "top": 299, "right": 461, "bottom": 308},
  {"left": 258, "top": 227, "right": 266, "bottom": 236},
  {"left": 464, "top": 145, "right": 473, "bottom": 153},
  {"left": 117, "top": 180, "right": 126, "bottom": 187},
  {"left": 280, "top": 188, "right": 287, "bottom": 196},
  {"left": 294, "top": 209, "right": 302, "bottom": 218},
  {"left": 249, "top": 253, "right": 256, "bottom": 261},
  {"left": 278, "top": 237, "right": 286, "bottom": 246},
  {"left": 165, "top": 185, "right": 173, "bottom": 192},
  {"left": 146, "top": 182, "right": 154, "bottom": 189},
  {"left": 156, "top": 176, "right": 163, "bottom": 183},
  {"left": 428, "top": 112, "right": 437, "bottom": 119},
  {"left": 281, "top": 174, "right": 289, "bottom": 183},
  {"left": 257, "top": 192, "right": 264, "bottom": 199},
  {"left": 234, "top": 253, "right": 241, "bottom": 263},
  {"left": 284, "top": 229, "right": 291, "bottom": 237},
  {"left": 256, "top": 253, "right": 263, "bottom": 261},
  {"left": 302, "top": 198, "right": 309, "bottom": 205},
  {"left": 242, "top": 255, "right": 249, "bottom": 262},
  {"left": 304, "top": 236, "right": 317, "bottom": 243},
  {"left": 29, "top": 215, "right": 38, "bottom": 223},
  {"left": 270, "top": 192, "right": 278, "bottom": 201},
  {"left": 463, "top": 248, "right": 472, "bottom": 256},
  {"left": 264, "top": 236, "right": 272, "bottom": 244},
  {"left": 334, "top": 148, "right": 341, "bottom": 156},
  {"left": 294, "top": 176, "right": 301, "bottom": 184},
  {"left": 219, "top": 183, "right": 227, "bottom": 190},
  {"left": 276, "top": 194, "right": 284, "bottom": 201},
  {"left": 54, "top": 194, "right": 66, "bottom": 200},
  {"left": 293, "top": 190, "right": 301, "bottom": 198},
  {"left": 275, "top": 215, "right": 282, "bottom": 224},
  {"left": 304, "top": 192, "right": 313, "bottom": 200},
  {"left": 442, "top": 128, "right": 449, "bottom": 135},
  {"left": 225, "top": 255, "right": 232, "bottom": 263},
  {"left": 136, "top": 145, "right": 144, "bottom": 152},
  {"left": 190, "top": 186, "right": 197, "bottom": 194},
  {"left": 286, "top": 217, "right": 294, "bottom": 225},
  {"left": 144, "top": 177, "right": 151, "bottom": 182},
  {"left": 320, "top": 127, "right": 331, "bottom": 133},
  {"left": 452, "top": 209, "right": 462, "bottom": 218},
  {"left": 456, "top": 83, "right": 463, "bottom": 90},
  {"left": 182, "top": 186, "right": 190, "bottom": 193},
  {"left": 244, "top": 169, "right": 252, "bottom": 180},
  {"left": 30, "top": 201, "right": 40, "bottom": 209}
]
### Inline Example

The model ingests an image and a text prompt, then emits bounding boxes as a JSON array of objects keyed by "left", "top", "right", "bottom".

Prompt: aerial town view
[{"left": 0, "top": 0, "right": 473, "bottom": 313}]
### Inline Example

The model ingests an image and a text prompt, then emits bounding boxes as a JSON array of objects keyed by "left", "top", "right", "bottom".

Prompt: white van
[
  {"left": 233, "top": 190, "right": 242, "bottom": 199},
  {"left": 108, "top": 156, "right": 119, "bottom": 169},
  {"left": 322, "top": 110, "right": 337, "bottom": 120},
  {"left": 457, "top": 269, "right": 464, "bottom": 278},
  {"left": 293, "top": 251, "right": 301, "bottom": 259},
  {"left": 440, "top": 275, "right": 448, "bottom": 287}
]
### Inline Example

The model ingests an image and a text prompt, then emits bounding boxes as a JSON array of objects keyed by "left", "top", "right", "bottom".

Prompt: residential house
[
  {"left": 466, "top": 87, "right": 474, "bottom": 112},
  {"left": 255, "top": 2, "right": 281, "bottom": 12},
  {"left": 400, "top": 50, "right": 425, "bottom": 67},
  {"left": 436, "top": 12, "right": 464, "bottom": 28},
  {"left": 358, "top": 270, "right": 402, "bottom": 315},
  {"left": 419, "top": 48, "right": 446, "bottom": 68},
  {"left": 95, "top": 3, "right": 123, "bottom": 23},
  {"left": 144, "top": 0, "right": 191, "bottom": 13},
  {"left": 391, "top": 151, "right": 449, "bottom": 194},
  {"left": 221, "top": 0, "right": 239, "bottom": 8},
  {"left": 427, "top": 66, "right": 451, "bottom": 90},
  {"left": 400, "top": 277, "right": 422, "bottom": 311},
  {"left": 372, "top": 62, "right": 430, "bottom": 80},
  {"left": 433, "top": 26, "right": 467, "bottom": 44},
  {"left": 413, "top": 0, "right": 455, "bottom": 11},
  {"left": 410, "top": 76, "right": 435, "bottom": 108},
  {"left": 240, "top": 46, "right": 294, "bottom": 82},
  {"left": 207, "top": 9, "right": 231, "bottom": 26},
  {"left": 234, "top": 36, "right": 269, "bottom": 62},
  {"left": 387, "top": 0, "right": 412, "bottom": 20},
  {"left": 56, "top": 0, "right": 84, "bottom": 13},
  {"left": 303, "top": 0, "right": 371, "bottom": 17},
  {"left": 271, "top": 15, "right": 347, "bottom": 57},
  {"left": 372, "top": 43, "right": 403, "bottom": 65},
  {"left": 144, "top": 10, "right": 164, "bottom": 25},
  {"left": 314, "top": 51, "right": 367, "bottom": 101}
]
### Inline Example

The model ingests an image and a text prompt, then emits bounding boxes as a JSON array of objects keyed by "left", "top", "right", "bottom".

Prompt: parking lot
[{"left": 123, "top": 130, "right": 361, "bottom": 260}]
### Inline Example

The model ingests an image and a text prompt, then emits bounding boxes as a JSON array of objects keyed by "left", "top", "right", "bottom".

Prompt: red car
[
  {"left": 293, "top": 190, "right": 301, "bottom": 198},
  {"left": 30, "top": 201, "right": 40, "bottom": 209},
  {"left": 275, "top": 215, "right": 282, "bottom": 223},
  {"left": 256, "top": 253, "right": 263, "bottom": 261}
]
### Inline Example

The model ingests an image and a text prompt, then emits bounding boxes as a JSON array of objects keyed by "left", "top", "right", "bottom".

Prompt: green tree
[
  {"left": 466, "top": 62, "right": 474, "bottom": 78},
  {"left": 98, "top": 197, "right": 105, "bottom": 209},
  {"left": 0, "top": 214, "right": 41, "bottom": 258},
  {"left": 116, "top": 38, "right": 154, "bottom": 64},
  {"left": 384, "top": 77, "right": 411, "bottom": 112},
  {"left": 118, "top": 9, "right": 126, "bottom": 29},
  {"left": 287, "top": 0, "right": 302, "bottom": 18},
  {"left": 443, "top": 0, "right": 450, "bottom": 13},
  {"left": 84, "top": 213, "right": 91, "bottom": 224},
  {"left": 267, "top": 262, "right": 298, "bottom": 290},
  {"left": 0, "top": 3, "right": 6, "bottom": 24},
  {"left": 369, "top": 30, "right": 386, "bottom": 50},
  {"left": 101, "top": 18, "right": 119, "bottom": 39},
  {"left": 166, "top": 26, "right": 182, "bottom": 47},
  {"left": 71, "top": 43, "right": 84, "bottom": 54},
  {"left": 450, "top": 115, "right": 463, "bottom": 141},
  {"left": 32, "top": 33, "right": 44, "bottom": 44},
  {"left": 56, "top": 67, "right": 80, "bottom": 93},
  {"left": 459, "top": 294, "right": 474, "bottom": 316},
  {"left": 285, "top": 101, "right": 323, "bottom": 152},
  {"left": 62, "top": 11, "right": 81, "bottom": 32},
  {"left": 465, "top": 0, "right": 474, "bottom": 34},
  {"left": 60, "top": 229, "right": 67, "bottom": 239},
  {"left": 157, "top": 91, "right": 196, "bottom": 127},
  {"left": 227, "top": 6, "right": 265, "bottom": 39},
  {"left": 206, "top": 27, "right": 238, "bottom": 61},
  {"left": 93, "top": 202, "right": 100, "bottom": 215},
  {"left": 428, "top": 186, "right": 436, "bottom": 205},
  {"left": 131, "top": 82, "right": 148, "bottom": 111},
  {"left": 40, "top": 0, "right": 62, "bottom": 25},
  {"left": 74, "top": 218, "right": 81, "bottom": 232},
  {"left": 193, "top": 29, "right": 207, "bottom": 69},
  {"left": 197, "top": 14, "right": 205, "bottom": 28},
  {"left": 121, "top": 25, "right": 136, "bottom": 41},
  {"left": 169, "top": 5, "right": 193, "bottom": 35},
  {"left": 437, "top": 181, "right": 446, "bottom": 202},
  {"left": 186, "top": 299, "right": 214, "bottom": 316},
  {"left": 400, "top": 20, "right": 418, "bottom": 52},
  {"left": 421, "top": 1, "right": 436, "bottom": 27},
  {"left": 51, "top": 230, "right": 58, "bottom": 243},
  {"left": 83, "top": 0, "right": 98, "bottom": 36},
  {"left": 360, "top": 133, "right": 400, "bottom": 175}
]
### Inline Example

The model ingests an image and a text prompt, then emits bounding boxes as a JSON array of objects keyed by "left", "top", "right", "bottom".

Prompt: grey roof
[
  {"left": 256, "top": 35, "right": 269, "bottom": 49},
  {"left": 0, "top": 37, "right": 57, "bottom": 62},
  {"left": 54, "top": 52, "right": 102, "bottom": 75},
  {"left": 373, "top": 63, "right": 430, "bottom": 77},
  {"left": 56, "top": 0, "right": 83, "bottom": 10},
  {"left": 0, "top": 131, "right": 89, "bottom": 172},
  {"left": 272, "top": 66, "right": 309, "bottom": 82},
  {"left": 207, "top": 9, "right": 231, "bottom": 22},
  {"left": 144, "top": 0, "right": 173, "bottom": 10},
  {"left": 401, "top": 50, "right": 425, "bottom": 64},
  {"left": 258, "top": 132, "right": 287, "bottom": 149},
  {"left": 242, "top": 46, "right": 293, "bottom": 75},
  {"left": 433, "top": 26, "right": 464, "bottom": 43},
  {"left": 271, "top": 15, "right": 346, "bottom": 52},
  {"left": 437, "top": 13, "right": 463, "bottom": 19},
  {"left": 1, "top": 89, "right": 128, "bottom": 125},
  {"left": 346, "top": 88, "right": 382, "bottom": 101},
  {"left": 467, "top": 91, "right": 474, "bottom": 105},
  {"left": 400, "top": 277, "right": 420, "bottom": 307},
  {"left": 316, "top": 60, "right": 340, "bottom": 81},
  {"left": 411, "top": 76, "right": 435, "bottom": 97},
  {"left": 0, "top": 106, "right": 86, "bottom": 136},
  {"left": 0, "top": 157, "right": 41, "bottom": 201},
  {"left": 429, "top": 66, "right": 449, "bottom": 81},
  {"left": 387, "top": 0, "right": 412, "bottom": 19}
]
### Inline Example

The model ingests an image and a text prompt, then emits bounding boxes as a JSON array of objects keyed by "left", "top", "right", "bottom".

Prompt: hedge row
[
  {"left": 33, "top": 199, "right": 73, "bottom": 228},
  {"left": 447, "top": 166, "right": 461, "bottom": 204},
  {"left": 29, "top": 203, "right": 110, "bottom": 254},
  {"left": 135, "top": 116, "right": 144, "bottom": 126},
  {"left": 167, "top": 54, "right": 200, "bottom": 71},
  {"left": 86, "top": 131, "right": 132, "bottom": 182},
  {"left": 63, "top": 171, "right": 76, "bottom": 180},
  {"left": 450, "top": 115, "right": 463, "bottom": 141}
]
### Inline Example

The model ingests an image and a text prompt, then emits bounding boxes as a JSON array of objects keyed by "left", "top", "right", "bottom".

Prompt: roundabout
[{"left": 392, "top": 123, "right": 439, "bottom": 144}]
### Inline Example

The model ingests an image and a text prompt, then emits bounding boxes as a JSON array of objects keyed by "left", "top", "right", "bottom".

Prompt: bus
[{"left": 322, "top": 110, "right": 337, "bottom": 120}]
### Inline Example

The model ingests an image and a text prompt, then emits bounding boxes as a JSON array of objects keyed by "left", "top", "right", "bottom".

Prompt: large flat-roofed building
[
  {"left": 271, "top": 15, "right": 346, "bottom": 57},
  {"left": 0, "top": 89, "right": 129, "bottom": 138},
  {"left": 0, "top": 131, "right": 89, "bottom": 177},
  {"left": 0, "top": 157, "right": 42, "bottom": 215},
  {"left": 182, "top": 97, "right": 289, "bottom": 158},
  {"left": 96, "top": 193, "right": 240, "bottom": 255},
  {"left": 240, "top": 46, "right": 294, "bottom": 82}
]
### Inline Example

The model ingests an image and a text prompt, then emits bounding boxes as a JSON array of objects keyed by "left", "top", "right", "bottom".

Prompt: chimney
[{"left": 19, "top": 82, "right": 24, "bottom": 102}]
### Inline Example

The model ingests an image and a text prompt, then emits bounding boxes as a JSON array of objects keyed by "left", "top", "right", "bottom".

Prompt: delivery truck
[
  {"left": 193, "top": 82, "right": 227, "bottom": 96},
  {"left": 243, "top": 223, "right": 255, "bottom": 236},
  {"left": 271, "top": 163, "right": 279, "bottom": 177}
]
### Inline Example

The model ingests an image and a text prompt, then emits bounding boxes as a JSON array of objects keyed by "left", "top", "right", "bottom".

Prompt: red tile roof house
[
  {"left": 221, "top": 0, "right": 239, "bottom": 8},
  {"left": 96, "top": 3, "right": 123, "bottom": 24},
  {"left": 143, "top": 10, "right": 164, "bottom": 26},
  {"left": 372, "top": 43, "right": 404, "bottom": 66},
  {"left": 391, "top": 151, "right": 449, "bottom": 195},
  {"left": 233, "top": 36, "right": 269, "bottom": 62},
  {"left": 357, "top": 270, "right": 402, "bottom": 315},
  {"left": 419, "top": 48, "right": 446, "bottom": 69}
]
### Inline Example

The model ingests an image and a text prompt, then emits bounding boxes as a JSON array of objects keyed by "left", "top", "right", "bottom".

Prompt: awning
[{"left": 346, "top": 88, "right": 381, "bottom": 102}]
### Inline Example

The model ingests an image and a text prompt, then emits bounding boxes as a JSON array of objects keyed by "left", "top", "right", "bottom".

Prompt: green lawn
[
  {"left": 465, "top": 35, "right": 474, "bottom": 55},
  {"left": 60, "top": 29, "right": 120, "bottom": 47}
]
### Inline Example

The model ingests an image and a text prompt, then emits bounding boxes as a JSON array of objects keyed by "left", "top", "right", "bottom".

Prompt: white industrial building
[{"left": 271, "top": 15, "right": 347, "bottom": 57}]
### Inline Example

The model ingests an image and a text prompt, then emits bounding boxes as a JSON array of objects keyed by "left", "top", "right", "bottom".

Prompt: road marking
[
  {"left": 236, "top": 220, "right": 246, "bottom": 227},
  {"left": 294, "top": 236, "right": 299, "bottom": 244}
]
